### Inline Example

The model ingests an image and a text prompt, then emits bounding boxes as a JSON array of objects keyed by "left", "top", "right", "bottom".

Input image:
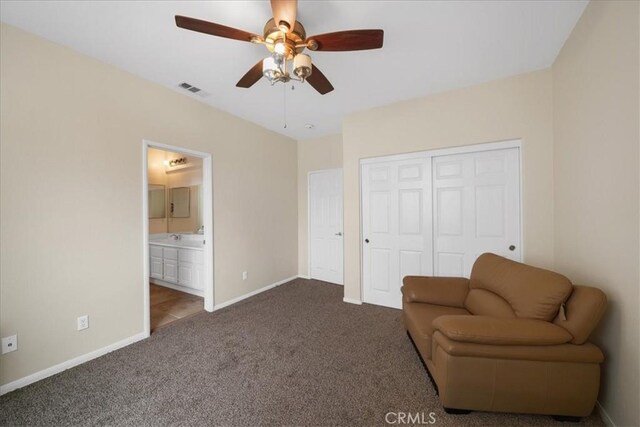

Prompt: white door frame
[
  {"left": 142, "top": 139, "right": 214, "bottom": 336},
  {"left": 307, "top": 168, "right": 344, "bottom": 283},
  {"left": 359, "top": 139, "right": 523, "bottom": 303}
]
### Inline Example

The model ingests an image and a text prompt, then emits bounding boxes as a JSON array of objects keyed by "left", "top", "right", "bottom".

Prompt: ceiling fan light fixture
[
  {"left": 274, "top": 41, "right": 287, "bottom": 55},
  {"left": 262, "top": 57, "right": 282, "bottom": 82},
  {"left": 293, "top": 54, "right": 312, "bottom": 81}
]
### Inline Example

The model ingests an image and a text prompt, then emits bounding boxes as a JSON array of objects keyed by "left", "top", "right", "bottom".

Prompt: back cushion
[
  {"left": 467, "top": 253, "right": 573, "bottom": 321},
  {"left": 465, "top": 288, "right": 516, "bottom": 318}
]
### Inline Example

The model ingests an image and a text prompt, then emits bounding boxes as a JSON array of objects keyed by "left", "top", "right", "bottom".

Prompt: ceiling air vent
[{"left": 178, "top": 82, "right": 210, "bottom": 97}]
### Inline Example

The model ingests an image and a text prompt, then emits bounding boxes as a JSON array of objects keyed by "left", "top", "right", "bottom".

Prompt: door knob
[
  {"left": 335, "top": 232, "right": 343, "bottom": 236},
  {"left": 509, "top": 245, "right": 516, "bottom": 251},
  {"left": 365, "top": 238, "right": 370, "bottom": 243}
]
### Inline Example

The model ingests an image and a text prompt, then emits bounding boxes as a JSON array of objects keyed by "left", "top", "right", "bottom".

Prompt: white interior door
[
  {"left": 432, "top": 148, "right": 521, "bottom": 277},
  {"left": 361, "top": 158, "right": 432, "bottom": 309},
  {"left": 309, "top": 169, "right": 344, "bottom": 285}
]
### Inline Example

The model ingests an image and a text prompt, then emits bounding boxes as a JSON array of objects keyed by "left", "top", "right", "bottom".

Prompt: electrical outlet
[
  {"left": 1, "top": 335, "right": 17, "bottom": 354},
  {"left": 77, "top": 315, "right": 89, "bottom": 331},
  {"left": 242, "top": 271, "right": 248, "bottom": 280}
]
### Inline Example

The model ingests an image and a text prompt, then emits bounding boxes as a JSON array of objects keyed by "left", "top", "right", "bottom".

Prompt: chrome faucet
[{"left": 169, "top": 234, "right": 181, "bottom": 241}]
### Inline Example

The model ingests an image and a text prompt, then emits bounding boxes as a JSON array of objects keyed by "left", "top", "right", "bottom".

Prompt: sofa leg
[
  {"left": 444, "top": 407, "right": 472, "bottom": 415},
  {"left": 551, "top": 415, "right": 581, "bottom": 422}
]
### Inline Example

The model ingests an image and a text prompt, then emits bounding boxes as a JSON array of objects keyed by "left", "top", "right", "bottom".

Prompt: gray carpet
[{"left": 0, "top": 279, "right": 604, "bottom": 426}]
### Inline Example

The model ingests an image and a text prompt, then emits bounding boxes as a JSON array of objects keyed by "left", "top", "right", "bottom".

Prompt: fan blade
[
  {"left": 307, "top": 29, "right": 384, "bottom": 51},
  {"left": 306, "top": 65, "right": 334, "bottom": 95},
  {"left": 175, "top": 15, "right": 258, "bottom": 43},
  {"left": 236, "top": 60, "right": 264, "bottom": 88},
  {"left": 271, "top": 0, "right": 297, "bottom": 31}
]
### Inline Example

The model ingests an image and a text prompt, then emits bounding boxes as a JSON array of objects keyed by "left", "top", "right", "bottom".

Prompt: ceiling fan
[{"left": 175, "top": 0, "right": 384, "bottom": 95}]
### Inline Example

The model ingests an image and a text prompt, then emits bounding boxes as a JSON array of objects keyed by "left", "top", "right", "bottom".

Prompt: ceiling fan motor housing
[{"left": 263, "top": 18, "right": 307, "bottom": 59}]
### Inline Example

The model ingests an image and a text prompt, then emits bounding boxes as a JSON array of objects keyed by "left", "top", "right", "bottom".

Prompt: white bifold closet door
[
  {"left": 362, "top": 158, "right": 433, "bottom": 309},
  {"left": 361, "top": 146, "right": 521, "bottom": 309}
]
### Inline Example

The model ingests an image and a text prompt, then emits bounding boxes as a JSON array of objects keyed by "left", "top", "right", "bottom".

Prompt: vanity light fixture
[{"left": 166, "top": 157, "right": 188, "bottom": 167}]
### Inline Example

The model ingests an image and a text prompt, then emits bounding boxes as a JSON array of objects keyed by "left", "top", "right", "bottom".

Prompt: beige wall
[
  {"left": 342, "top": 69, "right": 555, "bottom": 302},
  {"left": 0, "top": 24, "right": 297, "bottom": 386},
  {"left": 297, "top": 134, "right": 343, "bottom": 277},
  {"left": 552, "top": 2, "right": 640, "bottom": 426}
]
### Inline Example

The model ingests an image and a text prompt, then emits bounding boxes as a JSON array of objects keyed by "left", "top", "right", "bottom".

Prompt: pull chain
[
  {"left": 283, "top": 31, "right": 288, "bottom": 129},
  {"left": 283, "top": 81, "right": 287, "bottom": 129}
]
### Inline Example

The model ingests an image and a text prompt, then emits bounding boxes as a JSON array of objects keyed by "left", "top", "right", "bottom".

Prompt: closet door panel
[
  {"left": 362, "top": 157, "right": 432, "bottom": 309},
  {"left": 433, "top": 148, "right": 521, "bottom": 277}
]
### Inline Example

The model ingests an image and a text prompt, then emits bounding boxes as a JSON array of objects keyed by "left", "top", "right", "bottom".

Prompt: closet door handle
[
  {"left": 509, "top": 245, "right": 516, "bottom": 251},
  {"left": 335, "top": 232, "right": 342, "bottom": 236},
  {"left": 365, "top": 238, "right": 370, "bottom": 244}
]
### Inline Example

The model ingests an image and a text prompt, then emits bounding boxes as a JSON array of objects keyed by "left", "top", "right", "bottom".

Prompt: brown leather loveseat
[{"left": 402, "top": 253, "right": 607, "bottom": 419}]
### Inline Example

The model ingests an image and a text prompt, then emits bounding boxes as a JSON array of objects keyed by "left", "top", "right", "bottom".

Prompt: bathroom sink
[{"left": 149, "top": 235, "right": 204, "bottom": 249}]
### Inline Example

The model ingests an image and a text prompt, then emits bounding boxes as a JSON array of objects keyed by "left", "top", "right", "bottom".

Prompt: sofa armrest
[
  {"left": 432, "top": 331, "right": 604, "bottom": 363},
  {"left": 433, "top": 315, "right": 573, "bottom": 346},
  {"left": 401, "top": 276, "right": 469, "bottom": 308},
  {"left": 554, "top": 285, "right": 607, "bottom": 345}
]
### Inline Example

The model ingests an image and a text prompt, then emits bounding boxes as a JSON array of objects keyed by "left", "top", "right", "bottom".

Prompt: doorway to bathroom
[{"left": 142, "top": 140, "right": 214, "bottom": 335}]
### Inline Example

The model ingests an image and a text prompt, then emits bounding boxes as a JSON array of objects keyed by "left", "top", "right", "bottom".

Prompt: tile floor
[{"left": 150, "top": 284, "right": 204, "bottom": 332}]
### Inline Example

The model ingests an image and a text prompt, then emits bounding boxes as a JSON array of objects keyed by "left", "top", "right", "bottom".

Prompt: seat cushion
[{"left": 403, "top": 302, "right": 470, "bottom": 361}]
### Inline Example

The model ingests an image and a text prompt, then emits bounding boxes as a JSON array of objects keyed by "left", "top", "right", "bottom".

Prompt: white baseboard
[
  {"left": 213, "top": 275, "right": 297, "bottom": 311},
  {"left": 298, "top": 274, "right": 310, "bottom": 279},
  {"left": 0, "top": 331, "right": 148, "bottom": 396},
  {"left": 150, "top": 278, "right": 204, "bottom": 297},
  {"left": 597, "top": 401, "right": 616, "bottom": 427},
  {"left": 343, "top": 297, "right": 363, "bottom": 305}
]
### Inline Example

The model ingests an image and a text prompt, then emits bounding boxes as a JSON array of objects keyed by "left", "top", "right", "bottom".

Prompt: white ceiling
[{"left": 0, "top": 1, "right": 587, "bottom": 140}]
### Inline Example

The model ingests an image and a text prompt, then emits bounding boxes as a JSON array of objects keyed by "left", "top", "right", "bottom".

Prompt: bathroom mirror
[
  {"left": 148, "top": 184, "right": 166, "bottom": 219},
  {"left": 168, "top": 185, "right": 202, "bottom": 233},
  {"left": 170, "top": 187, "right": 190, "bottom": 218}
]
